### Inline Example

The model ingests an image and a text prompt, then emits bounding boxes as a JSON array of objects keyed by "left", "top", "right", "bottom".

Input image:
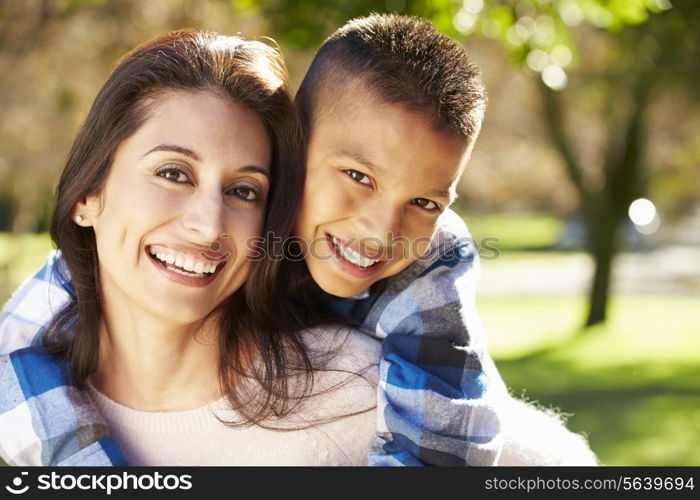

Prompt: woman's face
[{"left": 78, "top": 90, "right": 271, "bottom": 325}]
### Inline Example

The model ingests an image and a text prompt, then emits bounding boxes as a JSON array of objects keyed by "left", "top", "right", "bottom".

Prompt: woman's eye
[
  {"left": 230, "top": 186, "right": 259, "bottom": 202},
  {"left": 344, "top": 169, "right": 372, "bottom": 186},
  {"left": 157, "top": 167, "right": 189, "bottom": 184},
  {"left": 413, "top": 198, "right": 440, "bottom": 212}
]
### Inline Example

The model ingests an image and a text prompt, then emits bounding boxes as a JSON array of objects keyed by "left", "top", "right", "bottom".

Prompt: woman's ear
[{"left": 72, "top": 194, "right": 101, "bottom": 228}]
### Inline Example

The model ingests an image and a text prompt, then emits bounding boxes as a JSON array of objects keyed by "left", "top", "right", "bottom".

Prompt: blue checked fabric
[
  {"left": 0, "top": 252, "right": 127, "bottom": 465},
  {"left": 0, "top": 209, "right": 507, "bottom": 466}
]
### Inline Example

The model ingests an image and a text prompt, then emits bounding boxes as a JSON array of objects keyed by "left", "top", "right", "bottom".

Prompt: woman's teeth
[
  {"left": 149, "top": 247, "right": 219, "bottom": 275},
  {"left": 331, "top": 236, "right": 380, "bottom": 268}
]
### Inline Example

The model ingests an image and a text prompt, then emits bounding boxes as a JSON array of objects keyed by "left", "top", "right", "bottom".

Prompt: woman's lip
[
  {"left": 145, "top": 247, "right": 223, "bottom": 287},
  {"left": 325, "top": 234, "right": 388, "bottom": 279},
  {"left": 147, "top": 243, "right": 228, "bottom": 264}
]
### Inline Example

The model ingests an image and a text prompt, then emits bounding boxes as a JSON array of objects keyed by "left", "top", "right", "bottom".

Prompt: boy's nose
[
  {"left": 356, "top": 201, "right": 404, "bottom": 250},
  {"left": 181, "top": 189, "right": 226, "bottom": 245}
]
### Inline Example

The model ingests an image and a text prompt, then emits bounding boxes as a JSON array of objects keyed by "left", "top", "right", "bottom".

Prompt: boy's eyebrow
[
  {"left": 335, "top": 148, "right": 455, "bottom": 201},
  {"left": 143, "top": 144, "right": 201, "bottom": 162},
  {"left": 426, "top": 189, "right": 452, "bottom": 199},
  {"left": 332, "top": 149, "right": 384, "bottom": 173}
]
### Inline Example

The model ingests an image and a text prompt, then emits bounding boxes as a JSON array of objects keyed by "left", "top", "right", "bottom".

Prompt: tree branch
[{"left": 538, "top": 79, "right": 589, "bottom": 200}]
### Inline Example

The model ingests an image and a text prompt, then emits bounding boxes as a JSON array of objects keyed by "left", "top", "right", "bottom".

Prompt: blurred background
[{"left": 0, "top": 0, "right": 698, "bottom": 465}]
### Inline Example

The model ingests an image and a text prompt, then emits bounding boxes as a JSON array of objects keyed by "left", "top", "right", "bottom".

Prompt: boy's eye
[
  {"left": 230, "top": 186, "right": 259, "bottom": 202},
  {"left": 412, "top": 198, "right": 440, "bottom": 212},
  {"left": 157, "top": 166, "right": 190, "bottom": 184},
  {"left": 344, "top": 169, "right": 372, "bottom": 186}
]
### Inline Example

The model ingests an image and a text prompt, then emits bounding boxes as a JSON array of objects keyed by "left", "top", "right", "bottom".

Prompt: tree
[{"left": 238, "top": 0, "right": 699, "bottom": 327}]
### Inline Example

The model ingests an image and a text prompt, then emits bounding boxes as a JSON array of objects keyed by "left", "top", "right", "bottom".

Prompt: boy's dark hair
[{"left": 296, "top": 13, "right": 486, "bottom": 143}]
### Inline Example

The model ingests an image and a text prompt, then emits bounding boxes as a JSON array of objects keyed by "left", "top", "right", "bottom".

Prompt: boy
[
  {"left": 292, "top": 14, "right": 505, "bottom": 466},
  {"left": 0, "top": 15, "right": 594, "bottom": 466}
]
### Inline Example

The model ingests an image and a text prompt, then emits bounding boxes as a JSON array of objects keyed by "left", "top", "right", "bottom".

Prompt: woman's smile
[{"left": 146, "top": 244, "right": 227, "bottom": 287}]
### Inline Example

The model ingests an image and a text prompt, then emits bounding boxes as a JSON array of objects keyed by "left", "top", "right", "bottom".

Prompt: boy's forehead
[
  {"left": 309, "top": 76, "right": 378, "bottom": 128},
  {"left": 309, "top": 85, "right": 468, "bottom": 159},
  {"left": 308, "top": 75, "right": 466, "bottom": 152}
]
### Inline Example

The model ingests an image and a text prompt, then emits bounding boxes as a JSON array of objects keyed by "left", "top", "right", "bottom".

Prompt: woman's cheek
[{"left": 228, "top": 208, "right": 265, "bottom": 255}]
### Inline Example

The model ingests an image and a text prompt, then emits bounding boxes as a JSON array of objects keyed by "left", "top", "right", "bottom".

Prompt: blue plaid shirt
[{"left": 0, "top": 209, "right": 508, "bottom": 466}]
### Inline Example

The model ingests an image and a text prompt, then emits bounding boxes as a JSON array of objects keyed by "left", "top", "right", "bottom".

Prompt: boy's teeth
[
  {"left": 331, "top": 236, "right": 379, "bottom": 268},
  {"left": 149, "top": 246, "right": 219, "bottom": 275}
]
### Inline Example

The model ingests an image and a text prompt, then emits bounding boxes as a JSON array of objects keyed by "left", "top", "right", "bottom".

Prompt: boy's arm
[
  {"left": 0, "top": 251, "right": 126, "bottom": 465},
  {"left": 362, "top": 209, "right": 508, "bottom": 466},
  {"left": 0, "top": 250, "right": 74, "bottom": 355},
  {"left": 0, "top": 347, "right": 126, "bottom": 465}
]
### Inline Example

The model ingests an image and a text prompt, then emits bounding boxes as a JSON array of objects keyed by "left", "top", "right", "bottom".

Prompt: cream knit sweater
[{"left": 88, "top": 327, "right": 380, "bottom": 466}]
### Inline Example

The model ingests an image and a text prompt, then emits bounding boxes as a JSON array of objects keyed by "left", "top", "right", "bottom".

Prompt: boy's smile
[{"left": 295, "top": 86, "right": 473, "bottom": 297}]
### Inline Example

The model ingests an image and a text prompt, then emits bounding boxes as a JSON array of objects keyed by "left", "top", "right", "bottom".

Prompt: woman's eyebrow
[
  {"left": 143, "top": 144, "right": 201, "bottom": 161},
  {"left": 239, "top": 165, "right": 270, "bottom": 179},
  {"left": 143, "top": 145, "right": 269, "bottom": 178}
]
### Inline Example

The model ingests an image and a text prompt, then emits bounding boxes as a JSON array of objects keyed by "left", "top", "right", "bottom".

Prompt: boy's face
[{"left": 295, "top": 89, "right": 473, "bottom": 298}]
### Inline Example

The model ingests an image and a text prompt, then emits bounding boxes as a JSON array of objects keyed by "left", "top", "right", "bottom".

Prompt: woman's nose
[{"left": 181, "top": 189, "right": 227, "bottom": 245}]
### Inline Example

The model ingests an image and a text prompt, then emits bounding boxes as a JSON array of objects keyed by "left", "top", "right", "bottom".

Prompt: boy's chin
[
  {"left": 317, "top": 279, "right": 367, "bottom": 299},
  {"left": 310, "top": 270, "right": 370, "bottom": 298}
]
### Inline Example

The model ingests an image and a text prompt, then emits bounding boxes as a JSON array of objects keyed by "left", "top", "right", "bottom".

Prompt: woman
[{"left": 0, "top": 29, "right": 378, "bottom": 466}]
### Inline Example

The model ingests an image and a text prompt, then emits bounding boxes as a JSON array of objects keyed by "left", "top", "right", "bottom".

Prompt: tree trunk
[{"left": 584, "top": 205, "right": 620, "bottom": 326}]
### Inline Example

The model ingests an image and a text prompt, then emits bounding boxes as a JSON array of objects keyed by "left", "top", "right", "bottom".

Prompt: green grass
[
  {"left": 451, "top": 207, "right": 565, "bottom": 250},
  {"left": 480, "top": 294, "right": 700, "bottom": 466}
]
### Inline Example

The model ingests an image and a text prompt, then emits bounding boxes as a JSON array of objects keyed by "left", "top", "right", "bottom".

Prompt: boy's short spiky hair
[{"left": 296, "top": 13, "right": 486, "bottom": 143}]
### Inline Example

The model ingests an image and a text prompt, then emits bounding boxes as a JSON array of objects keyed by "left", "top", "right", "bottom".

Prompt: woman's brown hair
[{"left": 44, "top": 29, "right": 332, "bottom": 425}]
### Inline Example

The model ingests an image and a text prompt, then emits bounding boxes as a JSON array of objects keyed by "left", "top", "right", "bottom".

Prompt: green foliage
[
  {"left": 0, "top": 233, "right": 55, "bottom": 303},
  {"left": 57, "top": 0, "right": 107, "bottom": 16},
  {"left": 237, "top": 0, "right": 671, "bottom": 89}
]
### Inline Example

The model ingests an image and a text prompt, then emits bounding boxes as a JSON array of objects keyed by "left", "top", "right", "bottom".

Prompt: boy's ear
[{"left": 72, "top": 194, "right": 101, "bottom": 228}]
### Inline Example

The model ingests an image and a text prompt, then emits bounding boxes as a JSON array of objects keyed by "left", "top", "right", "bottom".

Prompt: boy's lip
[
  {"left": 325, "top": 233, "right": 386, "bottom": 261},
  {"left": 325, "top": 233, "right": 389, "bottom": 279}
]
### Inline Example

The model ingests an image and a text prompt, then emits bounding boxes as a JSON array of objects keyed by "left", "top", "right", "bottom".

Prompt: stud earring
[{"left": 74, "top": 215, "right": 83, "bottom": 223}]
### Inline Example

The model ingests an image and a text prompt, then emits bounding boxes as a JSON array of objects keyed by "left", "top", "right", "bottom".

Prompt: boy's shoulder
[
  {"left": 382, "top": 207, "right": 478, "bottom": 294},
  {"left": 0, "top": 249, "right": 73, "bottom": 355}
]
